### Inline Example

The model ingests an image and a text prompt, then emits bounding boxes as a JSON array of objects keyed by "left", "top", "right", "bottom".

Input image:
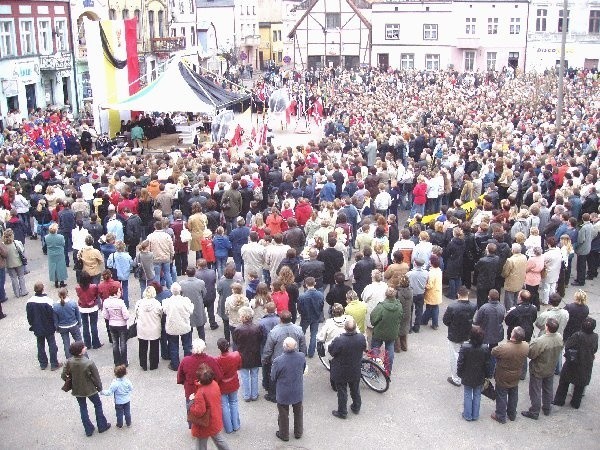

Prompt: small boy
[
  {"left": 245, "top": 270, "right": 260, "bottom": 300},
  {"left": 101, "top": 364, "right": 133, "bottom": 428}
]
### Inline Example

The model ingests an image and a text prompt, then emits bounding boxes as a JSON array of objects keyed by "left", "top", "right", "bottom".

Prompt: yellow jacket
[{"left": 424, "top": 267, "right": 442, "bottom": 305}]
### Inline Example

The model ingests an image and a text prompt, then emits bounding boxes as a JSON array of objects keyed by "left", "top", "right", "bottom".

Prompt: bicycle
[{"left": 317, "top": 342, "right": 390, "bottom": 393}]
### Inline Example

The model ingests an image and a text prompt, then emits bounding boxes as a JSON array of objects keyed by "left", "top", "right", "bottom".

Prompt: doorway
[
  {"left": 63, "top": 77, "right": 70, "bottom": 105},
  {"left": 378, "top": 53, "right": 389, "bottom": 70},
  {"left": 7, "top": 96, "right": 18, "bottom": 111},
  {"left": 25, "top": 83, "right": 37, "bottom": 112},
  {"left": 508, "top": 52, "right": 519, "bottom": 69}
]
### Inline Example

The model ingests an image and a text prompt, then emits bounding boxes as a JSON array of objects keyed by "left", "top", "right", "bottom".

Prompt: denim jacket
[
  {"left": 101, "top": 377, "right": 133, "bottom": 405},
  {"left": 107, "top": 251, "right": 134, "bottom": 281}
]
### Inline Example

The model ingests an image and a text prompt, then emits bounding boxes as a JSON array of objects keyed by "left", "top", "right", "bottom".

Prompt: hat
[{"left": 414, "top": 257, "right": 425, "bottom": 266}]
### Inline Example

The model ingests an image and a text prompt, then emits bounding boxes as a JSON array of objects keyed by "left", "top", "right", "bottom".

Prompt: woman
[
  {"left": 72, "top": 220, "right": 90, "bottom": 276},
  {"left": 33, "top": 199, "right": 52, "bottom": 254},
  {"left": 232, "top": 306, "right": 262, "bottom": 401},
  {"left": 525, "top": 247, "right": 545, "bottom": 310},
  {"left": 61, "top": 341, "right": 111, "bottom": 437},
  {"left": 45, "top": 223, "right": 68, "bottom": 288},
  {"left": 250, "top": 214, "right": 267, "bottom": 240},
  {"left": 385, "top": 251, "right": 409, "bottom": 288},
  {"left": 76, "top": 271, "right": 102, "bottom": 349},
  {"left": 553, "top": 317, "right": 598, "bottom": 409},
  {"left": 372, "top": 241, "right": 389, "bottom": 272},
  {"left": 395, "top": 275, "right": 413, "bottom": 352},
  {"left": 4, "top": 229, "right": 28, "bottom": 297},
  {"left": 224, "top": 283, "right": 249, "bottom": 344},
  {"left": 316, "top": 303, "right": 349, "bottom": 362},
  {"left": 249, "top": 282, "right": 270, "bottom": 322},
  {"left": 278, "top": 266, "right": 299, "bottom": 323},
  {"left": 137, "top": 188, "right": 154, "bottom": 240},
  {"left": 107, "top": 241, "right": 134, "bottom": 307},
  {"left": 410, "top": 175, "right": 427, "bottom": 218},
  {"left": 265, "top": 207, "right": 283, "bottom": 235},
  {"left": 557, "top": 234, "right": 575, "bottom": 297},
  {"left": 135, "top": 285, "right": 163, "bottom": 371},
  {"left": 53, "top": 287, "right": 83, "bottom": 359},
  {"left": 79, "top": 235, "right": 104, "bottom": 285},
  {"left": 303, "top": 210, "right": 320, "bottom": 242},
  {"left": 102, "top": 284, "right": 129, "bottom": 366},
  {"left": 422, "top": 255, "right": 442, "bottom": 330},
  {"left": 170, "top": 209, "right": 189, "bottom": 276},
  {"left": 443, "top": 227, "right": 465, "bottom": 300},
  {"left": 188, "top": 202, "right": 207, "bottom": 261},
  {"left": 216, "top": 338, "right": 242, "bottom": 433},
  {"left": 457, "top": 326, "right": 491, "bottom": 421},
  {"left": 134, "top": 240, "right": 155, "bottom": 294},
  {"left": 563, "top": 290, "right": 590, "bottom": 341},
  {"left": 189, "top": 363, "right": 231, "bottom": 450},
  {"left": 217, "top": 265, "right": 238, "bottom": 342}
]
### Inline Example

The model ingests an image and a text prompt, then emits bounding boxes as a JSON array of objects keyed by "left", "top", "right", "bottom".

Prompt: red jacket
[
  {"left": 217, "top": 351, "right": 242, "bottom": 394},
  {"left": 272, "top": 291, "right": 290, "bottom": 314},
  {"left": 412, "top": 182, "right": 427, "bottom": 205},
  {"left": 170, "top": 220, "right": 189, "bottom": 254},
  {"left": 76, "top": 284, "right": 99, "bottom": 309},
  {"left": 295, "top": 202, "right": 312, "bottom": 226},
  {"left": 190, "top": 381, "right": 224, "bottom": 438},
  {"left": 200, "top": 238, "right": 215, "bottom": 263},
  {"left": 97, "top": 279, "right": 122, "bottom": 301},
  {"left": 177, "top": 353, "right": 223, "bottom": 400}
]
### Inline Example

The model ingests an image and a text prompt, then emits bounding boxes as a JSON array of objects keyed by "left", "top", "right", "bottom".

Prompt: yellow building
[{"left": 258, "top": 21, "right": 283, "bottom": 69}]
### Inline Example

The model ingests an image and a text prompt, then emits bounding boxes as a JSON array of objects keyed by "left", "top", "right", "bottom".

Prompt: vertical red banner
[{"left": 125, "top": 18, "right": 140, "bottom": 95}]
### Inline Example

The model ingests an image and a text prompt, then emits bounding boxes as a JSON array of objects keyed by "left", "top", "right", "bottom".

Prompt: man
[
  {"left": 298, "top": 248, "right": 325, "bottom": 291},
  {"left": 228, "top": 217, "right": 250, "bottom": 273},
  {"left": 474, "top": 243, "right": 500, "bottom": 309},
  {"left": 473, "top": 289, "right": 506, "bottom": 364},
  {"left": 262, "top": 310, "right": 306, "bottom": 402},
  {"left": 130, "top": 121, "right": 144, "bottom": 148},
  {"left": 221, "top": 180, "right": 243, "bottom": 233},
  {"left": 406, "top": 258, "right": 428, "bottom": 333},
  {"left": 26, "top": 282, "right": 61, "bottom": 370},
  {"left": 370, "top": 287, "right": 403, "bottom": 373},
  {"left": 105, "top": 206, "right": 124, "bottom": 242},
  {"left": 147, "top": 221, "right": 175, "bottom": 288},
  {"left": 241, "top": 232, "right": 265, "bottom": 283},
  {"left": 353, "top": 247, "right": 376, "bottom": 297},
  {"left": 491, "top": 326, "right": 529, "bottom": 424},
  {"left": 195, "top": 259, "right": 218, "bottom": 330},
  {"left": 504, "top": 290, "right": 538, "bottom": 379},
  {"left": 271, "top": 337, "right": 306, "bottom": 442},
  {"left": 297, "top": 277, "right": 324, "bottom": 358},
  {"left": 374, "top": 183, "right": 392, "bottom": 216},
  {"left": 329, "top": 317, "right": 367, "bottom": 419},
  {"left": 265, "top": 233, "right": 291, "bottom": 284},
  {"left": 123, "top": 208, "right": 142, "bottom": 259},
  {"left": 344, "top": 291, "right": 368, "bottom": 333},
  {"left": 258, "top": 302, "right": 280, "bottom": 395},
  {"left": 501, "top": 244, "right": 527, "bottom": 310},
  {"left": 443, "top": 285, "right": 477, "bottom": 387},
  {"left": 58, "top": 200, "right": 76, "bottom": 266},
  {"left": 320, "top": 176, "right": 336, "bottom": 203},
  {"left": 155, "top": 185, "right": 173, "bottom": 218},
  {"left": 162, "top": 282, "right": 194, "bottom": 371},
  {"left": 522, "top": 318, "right": 563, "bottom": 419},
  {"left": 318, "top": 237, "right": 344, "bottom": 290},
  {"left": 572, "top": 213, "right": 598, "bottom": 286},
  {"left": 283, "top": 218, "right": 306, "bottom": 256},
  {"left": 540, "top": 237, "right": 562, "bottom": 306},
  {"left": 180, "top": 267, "right": 208, "bottom": 340}
]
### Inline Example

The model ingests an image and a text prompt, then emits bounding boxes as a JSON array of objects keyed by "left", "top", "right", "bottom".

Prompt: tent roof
[{"left": 102, "top": 58, "right": 249, "bottom": 113}]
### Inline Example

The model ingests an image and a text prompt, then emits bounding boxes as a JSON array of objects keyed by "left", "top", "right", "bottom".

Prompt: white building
[
  {"left": 526, "top": 1, "right": 600, "bottom": 71},
  {"left": 285, "top": 0, "right": 372, "bottom": 70},
  {"left": 370, "top": 0, "right": 528, "bottom": 73}
]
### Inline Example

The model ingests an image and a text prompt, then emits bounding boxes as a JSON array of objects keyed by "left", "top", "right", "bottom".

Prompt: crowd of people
[{"left": 2, "top": 64, "right": 600, "bottom": 446}]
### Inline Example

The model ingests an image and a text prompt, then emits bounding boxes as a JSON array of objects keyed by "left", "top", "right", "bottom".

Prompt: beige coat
[
  {"left": 187, "top": 213, "right": 207, "bottom": 252},
  {"left": 502, "top": 254, "right": 527, "bottom": 292},
  {"left": 79, "top": 246, "right": 104, "bottom": 276}
]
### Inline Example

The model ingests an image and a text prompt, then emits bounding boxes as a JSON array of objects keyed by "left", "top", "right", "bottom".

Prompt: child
[
  {"left": 270, "top": 280, "right": 289, "bottom": 315},
  {"left": 200, "top": 229, "right": 216, "bottom": 269},
  {"left": 250, "top": 282, "right": 270, "bottom": 322},
  {"left": 212, "top": 226, "right": 231, "bottom": 278},
  {"left": 101, "top": 365, "right": 133, "bottom": 428},
  {"left": 245, "top": 270, "right": 260, "bottom": 300}
]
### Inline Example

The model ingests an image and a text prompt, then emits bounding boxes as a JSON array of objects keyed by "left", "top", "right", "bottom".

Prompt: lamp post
[{"left": 555, "top": 0, "right": 568, "bottom": 129}]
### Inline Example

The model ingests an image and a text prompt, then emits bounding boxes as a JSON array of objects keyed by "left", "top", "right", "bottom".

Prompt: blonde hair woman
[
  {"left": 135, "top": 286, "right": 163, "bottom": 370},
  {"left": 3, "top": 229, "right": 29, "bottom": 296},
  {"left": 225, "top": 283, "right": 249, "bottom": 337}
]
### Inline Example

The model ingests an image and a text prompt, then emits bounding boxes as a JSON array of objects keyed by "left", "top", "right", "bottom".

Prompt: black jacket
[
  {"left": 457, "top": 343, "right": 491, "bottom": 387},
  {"left": 318, "top": 247, "right": 344, "bottom": 284},
  {"left": 443, "top": 237, "right": 465, "bottom": 279},
  {"left": 329, "top": 331, "right": 367, "bottom": 383},
  {"left": 298, "top": 259, "right": 325, "bottom": 289},
  {"left": 326, "top": 284, "right": 352, "bottom": 308},
  {"left": 474, "top": 255, "right": 500, "bottom": 289},
  {"left": 125, "top": 214, "right": 143, "bottom": 245},
  {"left": 505, "top": 302, "right": 538, "bottom": 342},
  {"left": 443, "top": 300, "right": 477, "bottom": 343},
  {"left": 560, "top": 331, "right": 598, "bottom": 386},
  {"left": 283, "top": 227, "right": 306, "bottom": 253},
  {"left": 353, "top": 257, "right": 376, "bottom": 296}
]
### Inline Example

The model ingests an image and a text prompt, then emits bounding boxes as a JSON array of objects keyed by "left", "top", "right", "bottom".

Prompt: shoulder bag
[
  {"left": 61, "top": 361, "right": 72, "bottom": 392},
  {"left": 127, "top": 304, "right": 139, "bottom": 340},
  {"left": 180, "top": 222, "right": 192, "bottom": 243},
  {"left": 14, "top": 242, "right": 27, "bottom": 266},
  {"left": 188, "top": 391, "right": 211, "bottom": 426}
]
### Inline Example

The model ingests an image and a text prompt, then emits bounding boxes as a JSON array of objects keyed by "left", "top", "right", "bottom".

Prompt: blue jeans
[
  {"left": 216, "top": 257, "right": 228, "bottom": 279},
  {"left": 120, "top": 279, "right": 129, "bottom": 308},
  {"left": 410, "top": 203, "right": 425, "bottom": 218},
  {"left": 115, "top": 401, "right": 131, "bottom": 427},
  {"left": 59, "top": 325, "right": 83, "bottom": 359},
  {"left": 233, "top": 251, "right": 243, "bottom": 273},
  {"left": 167, "top": 331, "right": 192, "bottom": 368},
  {"left": 109, "top": 325, "right": 128, "bottom": 366},
  {"left": 221, "top": 391, "right": 240, "bottom": 433},
  {"left": 0, "top": 267, "right": 7, "bottom": 301},
  {"left": 463, "top": 385, "right": 482, "bottom": 420},
  {"left": 262, "top": 269, "right": 271, "bottom": 286},
  {"left": 421, "top": 304, "right": 439, "bottom": 327},
  {"left": 61, "top": 233, "right": 73, "bottom": 265},
  {"left": 239, "top": 367, "right": 259, "bottom": 400},
  {"left": 371, "top": 338, "right": 395, "bottom": 373},
  {"left": 139, "top": 278, "right": 149, "bottom": 297},
  {"left": 153, "top": 262, "right": 173, "bottom": 288},
  {"left": 301, "top": 321, "right": 319, "bottom": 357},
  {"left": 81, "top": 311, "right": 102, "bottom": 349},
  {"left": 36, "top": 334, "right": 59, "bottom": 369},
  {"left": 77, "top": 393, "right": 109, "bottom": 436},
  {"left": 495, "top": 385, "right": 518, "bottom": 422},
  {"left": 448, "top": 278, "right": 461, "bottom": 300}
]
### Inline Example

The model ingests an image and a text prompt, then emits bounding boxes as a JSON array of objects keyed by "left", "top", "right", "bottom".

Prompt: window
[
  {"left": 240, "top": 23, "right": 244, "bottom": 36},
  {"left": 425, "top": 54, "right": 440, "bottom": 71},
  {"left": 20, "top": 19, "right": 35, "bottom": 55},
  {"left": 158, "top": 10, "right": 164, "bottom": 37},
  {"left": 109, "top": 8, "right": 116, "bottom": 20},
  {"left": 486, "top": 52, "right": 497, "bottom": 70},
  {"left": 148, "top": 10, "right": 155, "bottom": 39},
  {"left": 400, "top": 53, "right": 414, "bottom": 69},
  {"left": 190, "top": 26, "right": 195, "bottom": 45},
  {"left": 385, "top": 24, "right": 400, "bottom": 40},
  {"left": 252, "top": 24, "right": 256, "bottom": 35},
  {"left": 464, "top": 51, "right": 475, "bottom": 71},
  {"left": 325, "top": 13, "right": 341, "bottom": 30},
  {"left": 134, "top": 10, "right": 141, "bottom": 38},
  {"left": 122, "top": 9, "right": 129, "bottom": 19},
  {"left": 558, "top": 9, "right": 570, "bottom": 32},
  {"left": 423, "top": 24, "right": 438, "bottom": 40},
  {"left": 190, "top": 0, "right": 194, "bottom": 13},
  {"left": 0, "top": 20, "right": 15, "bottom": 57},
  {"left": 510, "top": 17, "right": 521, "bottom": 34},
  {"left": 240, "top": 5, "right": 244, "bottom": 15},
  {"left": 246, "top": 6, "right": 249, "bottom": 15},
  {"left": 55, "top": 18, "right": 68, "bottom": 51},
  {"left": 465, "top": 17, "right": 476, "bottom": 34},
  {"left": 487, "top": 17, "right": 498, "bottom": 34},
  {"left": 181, "top": 27, "right": 186, "bottom": 46},
  {"left": 590, "top": 10, "right": 600, "bottom": 33},
  {"left": 253, "top": 6, "right": 255, "bottom": 15},
  {"left": 38, "top": 19, "right": 52, "bottom": 54},
  {"left": 536, "top": 8, "right": 547, "bottom": 32},
  {"left": 272, "top": 30, "right": 277, "bottom": 41},
  {"left": 278, "top": 30, "right": 281, "bottom": 41}
]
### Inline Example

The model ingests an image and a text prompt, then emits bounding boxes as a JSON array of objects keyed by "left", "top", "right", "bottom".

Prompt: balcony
[
  {"left": 455, "top": 37, "right": 480, "bottom": 49},
  {"left": 242, "top": 35, "right": 260, "bottom": 47},
  {"left": 151, "top": 37, "right": 186, "bottom": 54},
  {"left": 40, "top": 52, "right": 72, "bottom": 71}
]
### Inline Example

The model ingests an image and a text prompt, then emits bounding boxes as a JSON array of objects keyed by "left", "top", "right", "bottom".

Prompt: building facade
[
  {"left": 0, "top": 0, "right": 76, "bottom": 120},
  {"left": 370, "top": 0, "right": 528, "bottom": 72},
  {"left": 526, "top": 1, "right": 600, "bottom": 71}
]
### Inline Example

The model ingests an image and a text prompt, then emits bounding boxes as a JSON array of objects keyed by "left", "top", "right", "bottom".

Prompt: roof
[
  {"left": 195, "top": 0, "right": 234, "bottom": 8},
  {"left": 287, "top": 0, "right": 372, "bottom": 38}
]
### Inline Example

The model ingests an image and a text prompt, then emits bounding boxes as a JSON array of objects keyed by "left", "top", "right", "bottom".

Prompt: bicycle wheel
[
  {"left": 360, "top": 358, "right": 389, "bottom": 393},
  {"left": 318, "top": 352, "right": 331, "bottom": 371}
]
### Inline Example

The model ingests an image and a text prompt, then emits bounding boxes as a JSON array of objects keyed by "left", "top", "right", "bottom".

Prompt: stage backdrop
[{"left": 85, "top": 18, "right": 140, "bottom": 137}]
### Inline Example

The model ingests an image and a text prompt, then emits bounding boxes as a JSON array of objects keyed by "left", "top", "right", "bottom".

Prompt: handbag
[
  {"left": 61, "top": 362, "right": 72, "bottom": 392},
  {"left": 482, "top": 378, "right": 497, "bottom": 400},
  {"left": 127, "top": 305, "right": 139, "bottom": 340},
  {"left": 188, "top": 392, "right": 211, "bottom": 426},
  {"left": 74, "top": 250, "right": 84, "bottom": 271},
  {"left": 180, "top": 223, "right": 192, "bottom": 243},
  {"left": 316, "top": 340, "right": 326, "bottom": 358},
  {"left": 14, "top": 243, "right": 27, "bottom": 266}
]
